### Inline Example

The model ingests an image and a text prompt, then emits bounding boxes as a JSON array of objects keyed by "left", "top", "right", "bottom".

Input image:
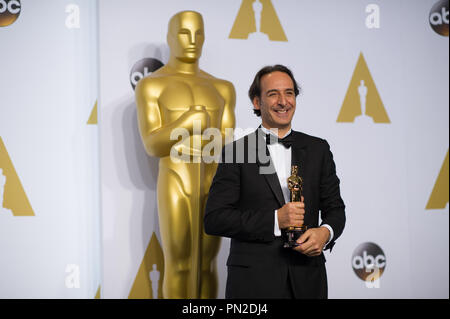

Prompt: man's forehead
[{"left": 261, "top": 72, "right": 294, "bottom": 91}]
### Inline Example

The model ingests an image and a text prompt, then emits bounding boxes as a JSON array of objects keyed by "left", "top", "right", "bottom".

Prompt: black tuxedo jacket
[{"left": 204, "top": 128, "right": 345, "bottom": 298}]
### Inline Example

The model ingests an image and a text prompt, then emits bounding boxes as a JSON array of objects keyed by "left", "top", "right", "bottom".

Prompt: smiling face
[
  {"left": 167, "top": 11, "right": 205, "bottom": 63},
  {"left": 252, "top": 71, "right": 297, "bottom": 135}
]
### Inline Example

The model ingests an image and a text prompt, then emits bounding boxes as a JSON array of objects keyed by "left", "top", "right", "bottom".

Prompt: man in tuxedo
[{"left": 204, "top": 64, "right": 345, "bottom": 299}]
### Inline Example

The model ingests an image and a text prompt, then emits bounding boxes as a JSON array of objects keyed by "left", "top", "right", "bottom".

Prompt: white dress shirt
[{"left": 261, "top": 126, "right": 334, "bottom": 245}]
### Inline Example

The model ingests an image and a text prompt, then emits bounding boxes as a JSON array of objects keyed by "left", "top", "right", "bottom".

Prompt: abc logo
[
  {"left": 130, "top": 58, "right": 164, "bottom": 90},
  {"left": 0, "top": 0, "right": 21, "bottom": 27},
  {"left": 351, "top": 242, "right": 386, "bottom": 282},
  {"left": 429, "top": 0, "right": 449, "bottom": 36}
]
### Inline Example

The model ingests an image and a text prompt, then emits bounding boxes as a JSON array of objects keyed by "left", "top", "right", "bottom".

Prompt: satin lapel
[
  {"left": 264, "top": 171, "right": 286, "bottom": 207},
  {"left": 254, "top": 128, "right": 285, "bottom": 207}
]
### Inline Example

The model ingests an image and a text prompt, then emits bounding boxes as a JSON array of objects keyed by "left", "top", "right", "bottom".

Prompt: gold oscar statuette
[
  {"left": 283, "top": 165, "right": 307, "bottom": 248},
  {"left": 135, "top": 11, "right": 236, "bottom": 298}
]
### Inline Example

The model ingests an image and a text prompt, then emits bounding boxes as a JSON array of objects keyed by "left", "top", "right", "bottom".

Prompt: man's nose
[{"left": 278, "top": 94, "right": 287, "bottom": 106}]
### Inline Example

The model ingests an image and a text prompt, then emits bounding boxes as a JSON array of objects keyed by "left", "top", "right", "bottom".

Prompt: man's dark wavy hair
[{"left": 248, "top": 64, "right": 301, "bottom": 117}]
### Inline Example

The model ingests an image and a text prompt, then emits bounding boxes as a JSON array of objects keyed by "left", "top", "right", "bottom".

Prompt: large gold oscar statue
[{"left": 135, "top": 11, "right": 236, "bottom": 298}]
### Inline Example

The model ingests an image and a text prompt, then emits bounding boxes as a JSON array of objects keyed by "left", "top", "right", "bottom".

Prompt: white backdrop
[
  {"left": 0, "top": 0, "right": 448, "bottom": 299},
  {"left": 0, "top": 0, "right": 101, "bottom": 298},
  {"left": 98, "top": 0, "right": 449, "bottom": 299}
]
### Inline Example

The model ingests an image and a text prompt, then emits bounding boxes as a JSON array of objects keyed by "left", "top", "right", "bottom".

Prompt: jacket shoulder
[{"left": 293, "top": 131, "right": 328, "bottom": 147}]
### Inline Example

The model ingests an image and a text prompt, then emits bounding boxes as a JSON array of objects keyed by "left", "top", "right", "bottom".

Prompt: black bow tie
[{"left": 266, "top": 132, "right": 294, "bottom": 149}]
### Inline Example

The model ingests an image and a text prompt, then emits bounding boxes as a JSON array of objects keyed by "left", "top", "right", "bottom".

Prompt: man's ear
[{"left": 252, "top": 96, "right": 261, "bottom": 110}]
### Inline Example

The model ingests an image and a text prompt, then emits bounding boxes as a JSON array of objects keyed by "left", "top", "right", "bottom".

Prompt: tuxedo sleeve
[
  {"left": 204, "top": 153, "right": 276, "bottom": 243},
  {"left": 319, "top": 140, "right": 346, "bottom": 251}
]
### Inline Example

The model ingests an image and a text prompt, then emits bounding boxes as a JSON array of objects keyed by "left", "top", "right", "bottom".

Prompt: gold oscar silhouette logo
[
  {"left": 229, "top": 0, "right": 287, "bottom": 41},
  {"left": 95, "top": 286, "right": 101, "bottom": 299},
  {"left": 426, "top": 150, "right": 449, "bottom": 209},
  {"left": 0, "top": 137, "right": 34, "bottom": 216},
  {"left": 87, "top": 100, "right": 98, "bottom": 125},
  {"left": 337, "top": 52, "right": 390, "bottom": 123},
  {"left": 0, "top": 0, "right": 21, "bottom": 27},
  {"left": 128, "top": 232, "right": 164, "bottom": 299}
]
